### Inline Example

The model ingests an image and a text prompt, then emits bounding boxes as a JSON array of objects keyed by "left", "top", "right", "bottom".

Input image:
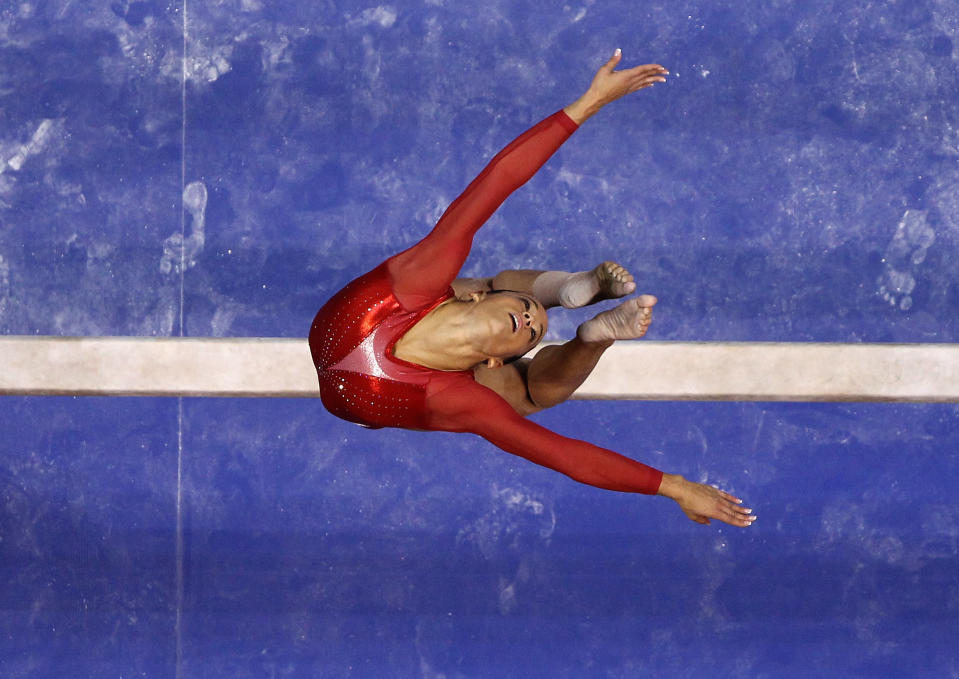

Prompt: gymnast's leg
[
  {"left": 452, "top": 261, "right": 637, "bottom": 308},
  {"left": 526, "top": 294, "right": 657, "bottom": 410}
]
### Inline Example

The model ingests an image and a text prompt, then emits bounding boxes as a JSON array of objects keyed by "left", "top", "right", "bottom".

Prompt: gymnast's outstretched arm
[
  {"left": 427, "top": 375, "right": 755, "bottom": 528},
  {"left": 387, "top": 51, "right": 669, "bottom": 310},
  {"left": 387, "top": 112, "right": 578, "bottom": 309}
]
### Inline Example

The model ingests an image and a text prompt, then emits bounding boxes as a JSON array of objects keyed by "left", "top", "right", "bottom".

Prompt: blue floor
[{"left": 2, "top": 2, "right": 958, "bottom": 677}]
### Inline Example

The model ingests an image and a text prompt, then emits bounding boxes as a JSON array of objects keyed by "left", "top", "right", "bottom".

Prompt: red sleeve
[
  {"left": 425, "top": 376, "right": 664, "bottom": 495},
  {"left": 387, "top": 110, "right": 579, "bottom": 309}
]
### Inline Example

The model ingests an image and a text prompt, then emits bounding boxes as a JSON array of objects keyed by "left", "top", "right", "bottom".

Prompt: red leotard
[{"left": 309, "top": 111, "right": 663, "bottom": 495}]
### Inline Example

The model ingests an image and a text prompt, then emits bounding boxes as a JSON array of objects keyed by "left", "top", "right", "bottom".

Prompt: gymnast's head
[{"left": 463, "top": 289, "right": 548, "bottom": 368}]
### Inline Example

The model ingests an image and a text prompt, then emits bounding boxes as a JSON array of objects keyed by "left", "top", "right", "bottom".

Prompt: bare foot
[
  {"left": 576, "top": 294, "right": 657, "bottom": 343},
  {"left": 558, "top": 261, "right": 637, "bottom": 308}
]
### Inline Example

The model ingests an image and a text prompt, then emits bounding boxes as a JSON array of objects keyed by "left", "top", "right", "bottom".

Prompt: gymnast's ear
[
  {"left": 484, "top": 356, "right": 504, "bottom": 369},
  {"left": 467, "top": 290, "right": 488, "bottom": 303}
]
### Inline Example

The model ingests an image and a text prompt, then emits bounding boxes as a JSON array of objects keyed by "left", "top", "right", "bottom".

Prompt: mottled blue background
[{"left": 1, "top": 1, "right": 958, "bottom": 677}]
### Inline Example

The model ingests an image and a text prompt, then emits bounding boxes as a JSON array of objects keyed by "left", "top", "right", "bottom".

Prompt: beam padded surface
[{"left": 2, "top": 336, "right": 958, "bottom": 402}]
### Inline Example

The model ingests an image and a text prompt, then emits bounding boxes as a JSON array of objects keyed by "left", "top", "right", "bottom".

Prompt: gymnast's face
[{"left": 466, "top": 290, "right": 548, "bottom": 367}]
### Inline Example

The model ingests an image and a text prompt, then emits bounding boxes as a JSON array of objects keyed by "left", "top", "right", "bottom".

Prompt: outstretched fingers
[
  {"left": 712, "top": 487, "right": 756, "bottom": 528},
  {"left": 604, "top": 50, "right": 666, "bottom": 77},
  {"left": 574, "top": 51, "right": 669, "bottom": 119},
  {"left": 677, "top": 480, "right": 757, "bottom": 528},
  {"left": 623, "top": 63, "right": 669, "bottom": 78},
  {"left": 624, "top": 64, "right": 669, "bottom": 93}
]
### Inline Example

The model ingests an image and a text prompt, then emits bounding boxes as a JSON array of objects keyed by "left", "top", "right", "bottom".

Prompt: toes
[
  {"left": 636, "top": 294, "right": 658, "bottom": 307},
  {"left": 600, "top": 261, "right": 634, "bottom": 281},
  {"left": 596, "top": 261, "right": 637, "bottom": 301},
  {"left": 634, "top": 301, "right": 653, "bottom": 336}
]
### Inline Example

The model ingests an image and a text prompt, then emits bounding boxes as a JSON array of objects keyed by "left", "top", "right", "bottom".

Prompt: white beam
[{"left": 1, "top": 336, "right": 958, "bottom": 402}]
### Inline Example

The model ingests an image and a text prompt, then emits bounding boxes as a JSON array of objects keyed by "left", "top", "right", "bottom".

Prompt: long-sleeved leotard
[{"left": 309, "top": 110, "right": 663, "bottom": 495}]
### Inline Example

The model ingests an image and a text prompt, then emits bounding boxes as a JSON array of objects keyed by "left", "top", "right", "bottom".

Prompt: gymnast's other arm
[
  {"left": 471, "top": 324, "right": 755, "bottom": 528},
  {"left": 429, "top": 377, "right": 755, "bottom": 528}
]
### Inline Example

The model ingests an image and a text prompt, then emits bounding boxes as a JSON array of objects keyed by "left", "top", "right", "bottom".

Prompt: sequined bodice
[{"left": 309, "top": 262, "right": 460, "bottom": 429}]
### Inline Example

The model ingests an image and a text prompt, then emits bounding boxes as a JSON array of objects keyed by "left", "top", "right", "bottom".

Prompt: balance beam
[{"left": 1, "top": 336, "right": 957, "bottom": 402}]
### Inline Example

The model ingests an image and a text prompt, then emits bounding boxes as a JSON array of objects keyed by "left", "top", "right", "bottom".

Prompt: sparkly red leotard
[{"left": 309, "top": 111, "right": 663, "bottom": 495}]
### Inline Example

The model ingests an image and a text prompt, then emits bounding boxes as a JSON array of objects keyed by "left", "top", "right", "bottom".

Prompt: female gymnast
[{"left": 309, "top": 50, "right": 755, "bottom": 528}]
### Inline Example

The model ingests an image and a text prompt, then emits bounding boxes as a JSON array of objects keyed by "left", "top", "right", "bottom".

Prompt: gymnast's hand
[
  {"left": 657, "top": 474, "right": 757, "bottom": 528},
  {"left": 564, "top": 49, "right": 669, "bottom": 124}
]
